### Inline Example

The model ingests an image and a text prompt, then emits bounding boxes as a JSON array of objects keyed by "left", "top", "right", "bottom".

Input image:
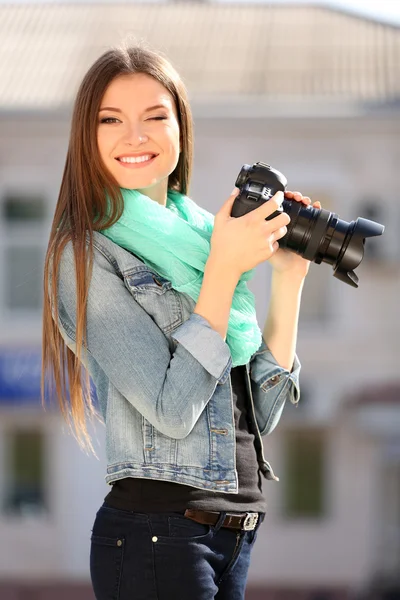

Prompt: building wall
[
  {"left": 250, "top": 423, "right": 380, "bottom": 588},
  {"left": 0, "top": 113, "right": 398, "bottom": 591}
]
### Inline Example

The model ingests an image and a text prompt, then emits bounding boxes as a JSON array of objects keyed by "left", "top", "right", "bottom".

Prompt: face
[{"left": 97, "top": 73, "right": 181, "bottom": 205}]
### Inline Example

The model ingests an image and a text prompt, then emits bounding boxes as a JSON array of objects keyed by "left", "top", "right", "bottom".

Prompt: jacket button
[
  {"left": 153, "top": 276, "right": 163, "bottom": 286},
  {"left": 270, "top": 376, "right": 278, "bottom": 383}
]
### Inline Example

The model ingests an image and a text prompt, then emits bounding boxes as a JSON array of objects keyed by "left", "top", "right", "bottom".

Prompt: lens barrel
[{"left": 279, "top": 201, "right": 385, "bottom": 287}]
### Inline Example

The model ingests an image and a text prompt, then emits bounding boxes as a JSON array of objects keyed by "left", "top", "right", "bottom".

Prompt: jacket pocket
[
  {"left": 90, "top": 535, "right": 125, "bottom": 600},
  {"left": 124, "top": 269, "right": 183, "bottom": 333}
]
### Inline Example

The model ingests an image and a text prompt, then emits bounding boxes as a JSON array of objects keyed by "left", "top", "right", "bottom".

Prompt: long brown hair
[{"left": 41, "top": 43, "right": 194, "bottom": 454}]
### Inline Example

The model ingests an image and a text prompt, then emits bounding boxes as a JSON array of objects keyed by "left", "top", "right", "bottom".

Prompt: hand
[
  {"left": 210, "top": 188, "right": 291, "bottom": 278},
  {"left": 267, "top": 190, "right": 322, "bottom": 277}
]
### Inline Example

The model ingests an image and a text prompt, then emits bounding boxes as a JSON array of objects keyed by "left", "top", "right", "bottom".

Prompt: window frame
[{"left": 0, "top": 169, "right": 54, "bottom": 323}]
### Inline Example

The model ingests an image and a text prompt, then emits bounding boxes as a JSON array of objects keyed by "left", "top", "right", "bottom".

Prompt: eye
[
  {"left": 99, "top": 117, "right": 120, "bottom": 124},
  {"left": 147, "top": 116, "right": 167, "bottom": 121}
]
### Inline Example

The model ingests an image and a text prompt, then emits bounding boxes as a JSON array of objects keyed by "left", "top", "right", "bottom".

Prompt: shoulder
[
  {"left": 57, "top": 230, "right": 149, "bottom": 298},
  {"left": 58, "top": 230, "right": 133, "bottom": 279},
  {"left": 55, "top": 233, "right": 120, "bottom": 304}
]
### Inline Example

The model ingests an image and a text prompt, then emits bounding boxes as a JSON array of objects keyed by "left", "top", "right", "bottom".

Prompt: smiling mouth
[{"left": 115, "top": 155, "right": 158, "bottom": 168}]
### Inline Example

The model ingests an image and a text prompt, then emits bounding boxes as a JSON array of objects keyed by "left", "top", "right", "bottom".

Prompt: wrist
[
  {"left": 271, "top": 268, "right": 306, "bottom": 293},
  {"left": 272, "top": 267, "right": 306, "bottom": 283},
  {"left": 207, "top": 252, "right": 241, "bottom": 285}
]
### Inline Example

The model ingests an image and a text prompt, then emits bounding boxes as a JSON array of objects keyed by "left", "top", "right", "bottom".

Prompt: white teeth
[{"left": 118, "top": 155, "right": 154, "bottom": 164}]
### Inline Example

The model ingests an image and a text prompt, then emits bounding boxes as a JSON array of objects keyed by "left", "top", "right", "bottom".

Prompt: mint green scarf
[{"left": 100, "top": 188, "right": 262, "bottom": 367}]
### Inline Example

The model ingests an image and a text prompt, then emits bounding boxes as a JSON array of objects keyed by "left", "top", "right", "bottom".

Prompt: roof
[{"left": 1, "top": 2, "right": 400, "bottom": 113}]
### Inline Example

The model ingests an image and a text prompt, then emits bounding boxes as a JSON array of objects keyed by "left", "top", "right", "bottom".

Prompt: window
[
  {"left": 5, "top": 246, "right": 43, "bottom": 310},
  {"left": 2, "top": 429, "right": 47, "bottom": 517},
  {"left": 282, "top": 429, "right": 326, "bottom": 518},
  {"left": 0, "top": 190, "right": 47, "bottom": 313},
  {"left": 3, "top": 194, "right": 46, "bottom": 223}
]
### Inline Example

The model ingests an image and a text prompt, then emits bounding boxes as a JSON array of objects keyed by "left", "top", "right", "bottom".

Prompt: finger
[
  {"left": 220, "top": 187, "right": 240, "bottom": 217},
  {"left": 313, "top": 201, "right": 322, "bottom": 209},
  {"left": 271, "top": 241, "right": 280, "bottom": 253},
  {"left": 229, "top": 187, "right": 240, "bottom": 201},
  {"left": 267, "top": 212, "right": 291, "bottom": 228},
  {"left": 267, "top": 239, "right": 280, "bottom": 255},
  {"left": 271, "top": 225, "right": 288, "bottom": 242},
  {"left": 287, "top": 191, "right": 309, "bottom": 204},
  {"left": 254, "top": 190, "right": 284, "bottom": 219},
  {"left": 293, "top": 194, "right": 307, "bottom": 202}
]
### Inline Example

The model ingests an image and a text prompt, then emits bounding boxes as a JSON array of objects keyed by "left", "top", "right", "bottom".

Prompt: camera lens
[
  {"left": 232, "top": 161, "right": 385, "bottom": 287},
  {"left": 279, "top": 200, "right": 385, "bottom": 287}
]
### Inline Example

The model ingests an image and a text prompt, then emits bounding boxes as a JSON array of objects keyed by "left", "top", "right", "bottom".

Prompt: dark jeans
[{"left": 90, "top": 501, "right": 265, "bottom": 600}]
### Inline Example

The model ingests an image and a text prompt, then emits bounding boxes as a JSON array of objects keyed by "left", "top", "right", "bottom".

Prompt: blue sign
[{"left": 0, "top": 347, "right": 98, "bottom": 408}]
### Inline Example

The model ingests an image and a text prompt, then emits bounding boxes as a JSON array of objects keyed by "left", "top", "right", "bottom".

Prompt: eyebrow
[{"left": 98, "top": 104, "right": 169, "bottom": 113}]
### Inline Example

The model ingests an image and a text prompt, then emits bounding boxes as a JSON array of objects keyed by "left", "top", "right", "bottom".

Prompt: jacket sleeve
[
  {"left": 52, "top": 240, "right": 232, "bottom": 440},
  {"left": 249, "top": 338, "right": 301, "bottom": 436}
]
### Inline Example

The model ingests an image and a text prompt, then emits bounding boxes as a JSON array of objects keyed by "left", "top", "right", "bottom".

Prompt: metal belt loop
[{"left": 214, "top": 511, "right": 227, "bottom": 532}]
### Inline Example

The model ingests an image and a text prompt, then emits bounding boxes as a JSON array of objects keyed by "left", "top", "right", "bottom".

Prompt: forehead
[{"left": 102, "top": 73, "right": 176, "bottom": 111}]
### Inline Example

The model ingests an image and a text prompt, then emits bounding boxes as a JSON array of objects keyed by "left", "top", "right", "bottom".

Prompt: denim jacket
[{"left": 52, "top": 231, "right": 301, "bottom": 492}]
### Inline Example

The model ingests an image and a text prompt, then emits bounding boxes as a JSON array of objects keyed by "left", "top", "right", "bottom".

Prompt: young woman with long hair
[{"left": 41, "top": 42, "right": 320, "bottom": 600}]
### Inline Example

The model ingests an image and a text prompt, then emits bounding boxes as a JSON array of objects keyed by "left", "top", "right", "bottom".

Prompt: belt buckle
[{"left": 243, "top": 512, "right": 258, "bottom": 531}]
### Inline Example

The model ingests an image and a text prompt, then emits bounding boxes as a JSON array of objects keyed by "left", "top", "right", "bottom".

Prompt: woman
[{"left": 41, "top": 43, "right": 320, "bottom": 600}]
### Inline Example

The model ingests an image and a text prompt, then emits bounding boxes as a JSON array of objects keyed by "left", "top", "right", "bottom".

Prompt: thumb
[{"left": 219, "top": 187, "right": 240, "bottom": 217}]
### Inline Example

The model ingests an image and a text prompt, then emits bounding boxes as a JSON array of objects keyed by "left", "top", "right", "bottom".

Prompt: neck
[{"left": 136, "top": 184, "right": 168, "bottom": 207}]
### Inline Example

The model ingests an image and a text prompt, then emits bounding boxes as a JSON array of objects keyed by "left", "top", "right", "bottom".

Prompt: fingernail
[{"left": 231, "top": 187, "right": 239, "bottom": 196}]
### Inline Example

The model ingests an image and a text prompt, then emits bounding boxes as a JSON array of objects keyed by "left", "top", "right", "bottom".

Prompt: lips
[
  {"left": 115, "top": 154, "right": 158, "bottom": 169},
  {"left": 115, "top": 153, "right": 158, "bottom": 161}
]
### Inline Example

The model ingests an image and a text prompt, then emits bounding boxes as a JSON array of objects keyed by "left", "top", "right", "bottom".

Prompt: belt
[{"left": 184, "top": 509, "right": 259, "bottom": 532}]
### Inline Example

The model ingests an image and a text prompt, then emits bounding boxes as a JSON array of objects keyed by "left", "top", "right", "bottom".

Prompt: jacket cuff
[
  {"left": 250, "top": 338, "right": 301, "bottom": 405},
  {"left": 171, "top": 312, "right": 232, "bottom": 384}
]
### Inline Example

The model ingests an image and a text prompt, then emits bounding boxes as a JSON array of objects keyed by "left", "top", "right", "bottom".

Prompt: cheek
[
  {"left": 165, "top": 125, "right": 180, "bottom": 155},
  {"left": 164, "top": 116, "right": 180, "bottom": 143},
  {"left": 96, "top": 131, "right": 108, "bottom": 158},
  {"left": 165, "top": 140, "right": 180, "bottom": 163},
  {"left": 97, "top": 128, "right": 117, "bottom": 155}
]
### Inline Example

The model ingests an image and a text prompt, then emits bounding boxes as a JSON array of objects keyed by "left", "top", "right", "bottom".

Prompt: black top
[{"left": 104, "top": 364, "right": 267, "bottom": 513}]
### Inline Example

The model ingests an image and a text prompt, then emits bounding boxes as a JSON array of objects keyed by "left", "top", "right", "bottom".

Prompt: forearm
[
  {"left": 262, "top": 270, "right": 305, "bottom": 371},
  {"left": 193, "top": 255, "right": 240, "bottom": 341}
]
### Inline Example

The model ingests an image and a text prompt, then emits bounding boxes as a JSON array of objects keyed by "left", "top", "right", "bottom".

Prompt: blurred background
[{"left": 0, "top": 0, "right": 399, "bottom": 599}]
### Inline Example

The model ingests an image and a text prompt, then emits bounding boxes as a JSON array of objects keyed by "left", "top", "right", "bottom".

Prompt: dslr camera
[{"left": 231, "top": 162, "right": 385, "bottom": 287}]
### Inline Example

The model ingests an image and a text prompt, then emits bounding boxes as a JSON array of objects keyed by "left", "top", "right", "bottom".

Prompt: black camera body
[{"left": 231, "top": 162, "right": 385, "bottom": 288}]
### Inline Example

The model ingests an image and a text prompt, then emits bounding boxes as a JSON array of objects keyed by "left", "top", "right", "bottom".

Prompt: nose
[{"left": 123, "top": 122, "right": 149, "bottom": 145}]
